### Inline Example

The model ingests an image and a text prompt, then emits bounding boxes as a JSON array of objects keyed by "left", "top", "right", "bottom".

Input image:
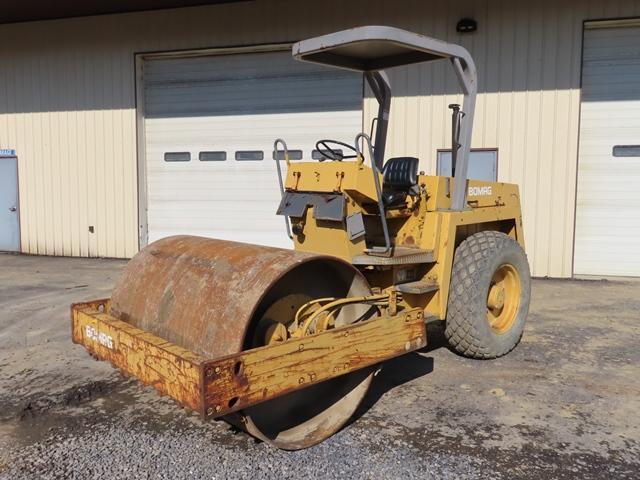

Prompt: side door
[{"left": 0, "top": 155, "right": 20, "bottom": 252}]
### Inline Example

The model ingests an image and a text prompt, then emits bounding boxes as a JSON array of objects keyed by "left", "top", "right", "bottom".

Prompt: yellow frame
[
  {"left": 282, "top": 160, "right": 525, "bottom": 320},
  {"left": 71, "top": 299, "right": 426, "bottom": 418}
]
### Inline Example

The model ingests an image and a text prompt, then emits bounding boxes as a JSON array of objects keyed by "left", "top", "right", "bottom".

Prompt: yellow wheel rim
[{"left": 486, "top": 264, "right": 521, "bottom": 334}]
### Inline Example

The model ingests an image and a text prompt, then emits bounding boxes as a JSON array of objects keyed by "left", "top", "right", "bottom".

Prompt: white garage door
[
  {"left": 143, "top": 50, "right": 362, "bottom": 247},
  {"left": 574, "top": 24, "right": 640, "bottom": 276}
]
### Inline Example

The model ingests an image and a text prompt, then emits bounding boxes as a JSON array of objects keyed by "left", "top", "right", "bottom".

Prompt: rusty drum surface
[
  {"left": 110, "top": 235, "right": 374, "bottom": 449},
  {"left": 111, "top": 235, "right": 325, "bottom": 358}
]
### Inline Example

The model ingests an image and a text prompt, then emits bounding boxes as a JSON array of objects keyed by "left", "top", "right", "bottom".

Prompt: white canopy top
[
  {"left": 293, "top": 25, "right": 478, "bottom": 211},
  {"left": 293, "top": 25, "right": 475, "bottom": 75}
]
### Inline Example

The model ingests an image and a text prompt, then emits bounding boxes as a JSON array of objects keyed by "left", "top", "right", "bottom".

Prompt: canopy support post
[{"left": 364, "top": 71, "right": 391, "bottom": 171}]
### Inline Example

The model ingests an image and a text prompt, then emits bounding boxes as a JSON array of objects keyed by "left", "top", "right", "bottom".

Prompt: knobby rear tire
[{"left": 445, "top": 231, "right": 531, "bottom": 359}]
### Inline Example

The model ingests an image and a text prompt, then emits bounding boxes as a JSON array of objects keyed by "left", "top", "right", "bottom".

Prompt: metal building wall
[{"left": 0, "top": 0, "right": 638, "bottom": 275}]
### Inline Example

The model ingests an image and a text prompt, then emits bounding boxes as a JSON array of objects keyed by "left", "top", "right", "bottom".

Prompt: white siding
[{"left": 0, "top": 0, "right": 639, "bottom": 275}]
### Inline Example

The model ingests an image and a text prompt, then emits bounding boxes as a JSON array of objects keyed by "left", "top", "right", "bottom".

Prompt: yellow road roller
[{"left": 71, "top": 26, "right": 531, "bottom": 450}]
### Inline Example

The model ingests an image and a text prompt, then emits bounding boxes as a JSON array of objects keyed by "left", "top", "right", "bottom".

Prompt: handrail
[
  {"left": 355, "top": 132, "right": 391, "bottom": 256},
  {"left": 273, "top": 138, "right": 293, "bottom": 240}
]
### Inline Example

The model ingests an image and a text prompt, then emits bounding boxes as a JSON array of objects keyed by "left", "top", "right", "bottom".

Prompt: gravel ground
[
  {"left": 0, "top": 253, "right": 639, "bottom": 479},
  {"left": 4, "top": 419, "right": 495, "bottom": 480}
]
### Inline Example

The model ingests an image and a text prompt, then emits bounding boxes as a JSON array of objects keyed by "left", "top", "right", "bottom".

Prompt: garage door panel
[
  {"left": 578, "top": 162, "right": 640, "bottom": 177},
  {"left": 580, "top": 104, "right": 640, "bottom": 116},
  {"left": 574, "top": 24, "right": 640, "bottom": 276},
  {"left": 144, "top": 50, "right": 362, "bottom": 246},
  {"left": 149, "top": 230, "right": 288, "bottom": 247},
  {"left": 146, "top": 89, "right": 361, "bottom": 116},
  {"left": 575, "top": 206, "right": 640, "bottom": 222},
  {"left": 146, "top": 56, "right": 361, "bottom": 118},
  {"left": 151, "top": 212, "right": 285, "bottom": 225},
  {"left": 580, "top": 117, "right": 640, "bottom": 130},
  {"left": 149, "top": 192, "right": 284, "bottom": 204},
  {"left": 577, "top": 194, "right": 640, "bottom": 206},
  {"left": 146, "top": 112, "right": 360, "bottom": 143}
]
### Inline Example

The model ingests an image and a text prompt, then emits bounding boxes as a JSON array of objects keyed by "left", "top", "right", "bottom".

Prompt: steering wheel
[{"left": 315, "top": 139, "right": 359, "bottom": 161}]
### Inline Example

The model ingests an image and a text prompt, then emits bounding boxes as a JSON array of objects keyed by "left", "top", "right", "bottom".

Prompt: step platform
[{"left": 352, "top": 246, "right": 435, "bottom": 266}]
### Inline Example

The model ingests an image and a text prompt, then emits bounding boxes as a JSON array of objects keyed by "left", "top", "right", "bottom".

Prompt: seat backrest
[{"left": 382, "top": 157, "right": 419, "bottom": 189}]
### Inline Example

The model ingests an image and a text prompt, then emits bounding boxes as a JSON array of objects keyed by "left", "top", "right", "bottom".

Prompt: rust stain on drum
[
  {"left": 109, "top": 236, "right": 321, "bottom": 358},
  {"left": 107, "top": 235, "right": 375, "bottom": 450}
]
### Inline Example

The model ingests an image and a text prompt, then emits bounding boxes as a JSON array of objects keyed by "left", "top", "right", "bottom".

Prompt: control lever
[{"left": 449, "top": 103, "right": 465, "bottom": 177}]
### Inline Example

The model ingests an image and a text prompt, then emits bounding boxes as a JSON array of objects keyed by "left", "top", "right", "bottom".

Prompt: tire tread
[{"left": 445, "top": 231, "right": 527, "bottom": 359}]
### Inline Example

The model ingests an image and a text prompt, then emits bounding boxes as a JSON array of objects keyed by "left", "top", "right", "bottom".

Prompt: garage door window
[
  {"left": 164, "top": 152, "right": 191, "bottom": 162},
  {"left": 235, "top": 151, "right": 264, "bottom": 161},
  {"left": 612, "top": 145, "right": 640, "bottom": 157},
  {"left": 199, "top": 151, "right": 227, "bottom": 161},
  {"left": 273, "top": 149, "right": 303, "bottom": 161}
]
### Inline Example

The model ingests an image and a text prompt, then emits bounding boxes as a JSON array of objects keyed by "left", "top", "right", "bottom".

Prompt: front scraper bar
[{"left": 71, "top": 299, "right": 426, "bottom": 418}]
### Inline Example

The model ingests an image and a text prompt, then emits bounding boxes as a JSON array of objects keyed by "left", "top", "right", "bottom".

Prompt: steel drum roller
[{"left": 109, "top": 235, "right": 374, "bottom": 449}]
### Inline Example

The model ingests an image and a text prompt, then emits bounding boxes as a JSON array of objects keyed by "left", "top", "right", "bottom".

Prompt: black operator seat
[{"left": 381, "top": 157, "right": 420, "bottom": 207}]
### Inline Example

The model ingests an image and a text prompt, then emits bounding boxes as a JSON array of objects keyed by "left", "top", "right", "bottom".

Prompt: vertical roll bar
[
  {"left": 364, "top": 71, "right": 391, "bottom": 171},
  {"left": 450, "top": 57, "right": 477, "bottom": 210}
]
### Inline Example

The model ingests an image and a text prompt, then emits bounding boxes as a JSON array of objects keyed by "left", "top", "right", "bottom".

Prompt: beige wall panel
[
  {"left": 363, "top": 0, "right": 639, "bottom": 277},
  {"left": 0, "top": 0, "right": 639, "bottom": 275}
]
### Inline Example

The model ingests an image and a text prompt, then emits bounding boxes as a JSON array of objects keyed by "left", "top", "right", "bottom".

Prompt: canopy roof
[
  {"left": 293, "top": 25, "right": 474, "bottom": 72},
  {"left": 293, "top": 25, "right": 478, "bottom": 211}
]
